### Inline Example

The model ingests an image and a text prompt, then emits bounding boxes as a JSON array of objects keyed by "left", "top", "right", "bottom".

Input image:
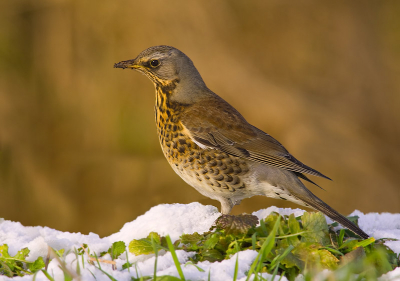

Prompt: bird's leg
[{"left": 219, "top": 198, "right": 234, "bottom": 214}]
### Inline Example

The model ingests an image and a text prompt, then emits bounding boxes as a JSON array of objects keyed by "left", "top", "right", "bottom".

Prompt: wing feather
[{"left": 180, "top": 95, "right": 331, "bottom": 180}]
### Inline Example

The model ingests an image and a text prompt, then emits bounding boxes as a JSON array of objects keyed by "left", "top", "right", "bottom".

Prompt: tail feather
[{"left": 296, "top": 193, "right": 369, "bottom": 239}]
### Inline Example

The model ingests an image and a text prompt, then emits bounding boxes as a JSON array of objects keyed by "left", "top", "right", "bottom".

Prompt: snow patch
[{"left": 0, "top": 203, "right": 399, "bottom": 281}]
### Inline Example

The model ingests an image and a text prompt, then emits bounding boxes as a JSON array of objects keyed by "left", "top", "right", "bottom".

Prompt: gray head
[{"left": 114, "top": 46, "right": 209, "bottom": 103}]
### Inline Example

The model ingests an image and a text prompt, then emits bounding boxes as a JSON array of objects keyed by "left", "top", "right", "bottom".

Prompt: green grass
[
  {"left": 1, "top": 211, "right": 399, "bottom": 280},
  {"left": 128, "top": 212, "right": 399, "bottom": 281}
]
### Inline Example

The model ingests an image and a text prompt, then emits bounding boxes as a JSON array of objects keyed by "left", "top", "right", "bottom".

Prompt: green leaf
[
  {"left": 0, "top": 260, "right": 13, "bottom": 277},
  {"left": 53, "top": 249, "right": 65, "bottom": 257},
  {"left": 121, "top": 211, "right": 398, "bottom": 280},
  {"left": 14, "top": 248, "right": 30, "bottom": 260},
  {"left": 346, "top": 216, "right": 360, "bottom": 224},
  {"left": 301, "top": 212, "right": 330, "bottom": 245},
  {"left": 276, "top": 239, "right": 303, "bottom": 271},
  {"left": 28, "top": 257, "right": 45, "bottom": 273},
  {"left": 0, "top": 244, "right": 47, "bottom": 277},
  {"left": 318, "top": 249, "right": 339, "bottom": 269},
  {"left": 288, "top": 214, "right": 300, "bottom": 234},
  {"left": 215, "top": 235, "right": 234, "bottom": 254},
  {"left": 180, "top": 233, "right": 202, "bottom": 246},
  {"left": 279, "top": 251, "right": 303, "bottom": 271},
  {"left": 129, "top": 239, "right": 155, "bottom": 256},
  {"left": 262, "top": 212, "right": 280, "bottom": 234},
  {"left": 0, "top": 244, "right": 18, "bottom": 276},
  {"left": 154, "top": 276, "right": 183, "bottom": 281},
  {"left": 270, "top": 244, "right": 294, "bottom": 270},
  {"left": 110, "top": 241, "right": 126, "bottom": 260},
  {"left": 77, "top": 244, "right": 89, "bottom": 255},
  {"left": 201, "top": 249, "right": 224, "bottom": 262},
  {"left": 291, "top": 242, "right": 339, "bottom": 270},
  {"left": 225, "top": 241, "right": 241, "bottom": 256},
  {"left": 0, "top": 244, "right": 11, "bottom": 259},
  {"left": 122, "top": 262, "right": 132, "bottom": 270},
  {"left": 148, "top": 232, "right": 161, "bottom": 244},
  {"left": 129, "top": 233, "right": 167, "bottom": 256},
  {"left": 203, "top": 233, "right": 220, "bottom": 250},
  {"left": 369, "top": 244, "right": 397, "bottom": 274}
]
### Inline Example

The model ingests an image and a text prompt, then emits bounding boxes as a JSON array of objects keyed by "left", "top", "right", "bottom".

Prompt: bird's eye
[{"left": 150, "top": 59, "right": 160, "bottom": 67}]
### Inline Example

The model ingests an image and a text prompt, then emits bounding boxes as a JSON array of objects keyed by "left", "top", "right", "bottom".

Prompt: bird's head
[{"left": 114, "top": 46, "right": 209, "bottom": 103}]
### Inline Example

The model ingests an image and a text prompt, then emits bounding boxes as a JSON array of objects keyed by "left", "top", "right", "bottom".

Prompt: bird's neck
[
  {"left": 154, "top": 75, "right": 212, "bottom": 110},
  {"left": 154, "top": 81, "right": 189, "bottom": 123}
]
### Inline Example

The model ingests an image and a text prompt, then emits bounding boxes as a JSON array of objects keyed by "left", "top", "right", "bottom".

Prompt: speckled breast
[{"left": 154, "top": 88, "right": 250, "bottom": 197}]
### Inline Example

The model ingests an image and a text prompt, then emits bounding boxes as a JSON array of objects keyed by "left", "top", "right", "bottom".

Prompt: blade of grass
[
  {"left": 270, "top": 261, "right": 280, "bottom": 281},
  {"left": 95, "top": 266, "right": 118, "bottom": 281},
  {"left": 74, "top": 249, "right": 81, "bottom": 275},
  {"left": 93, "top": 252, "right": 102, "bottom": 270},
  {"left": 166, "top": 235, "right": 186, "bottom": 281},
  {"left": 270, "top": 245, "right": 294, "bottom": 270},
  {"left": 41, "top": 269, "right": 55, "bottom": 281},
  {"left": 184, "top": 261, "right": 205, "bottom": 272},
  {"left": 339, "top": 238, "right": 357, "bottom": 250},
  {"left": 252, "top": 232, "right": 258, "bottom": 250},
  {"left": 260, "top": 219, "right": 268, "bottom": 236},
  {"left": 61, "top": 265, "right": 73, "bottom": 281},
  {"left": 47, "top": 247, "right": 76, "bottom": 279},
  {"left": 233, "top": 253, "right": 239, "bottom": 281},
  {"left": 353, "top": 237, "right": 375, "bottom": 249},
  {"left": 338, "top": 229, "right": 345, "bottom": 247},
  {"left": 320, "top": 246, "right": 344, "bottom": 256},
  {"left": 88, "top": 269, "right": 96, "bottom": 279},
  {"left": 134, "top": 262, "right": 140, "bottom": 279},
  {"left": 125, "top": 250, "right": 131, "bottom": 272},
  {"left": 257, "top": 218, "right": 281, "bottom": 272},
  {"left": 246, "top": 215, "right": 281, "bottom": 281},
  {"left": 275, "top": 232, "right": 309, "bottom": 239},
  {"left": 151, "top": 235, "right": 159, "bottom": 280}
]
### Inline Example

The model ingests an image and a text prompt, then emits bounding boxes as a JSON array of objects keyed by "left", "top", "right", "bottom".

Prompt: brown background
[{"left": 1, "top": 1, "right": 399, "bottom": 237}]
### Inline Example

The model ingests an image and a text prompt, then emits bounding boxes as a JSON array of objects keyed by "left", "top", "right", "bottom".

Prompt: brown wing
[{"left": 180, "top": 95, "right": 331, "bottom": 180}]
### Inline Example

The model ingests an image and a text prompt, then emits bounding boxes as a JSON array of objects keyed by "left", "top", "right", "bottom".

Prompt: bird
[{"left": 114, "top": 45, "right": 369, "bottom": 239}]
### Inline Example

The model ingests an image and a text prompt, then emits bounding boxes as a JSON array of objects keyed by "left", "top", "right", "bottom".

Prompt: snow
[{"left": 0, "top": 202, "right": 399, "bottom": 281}]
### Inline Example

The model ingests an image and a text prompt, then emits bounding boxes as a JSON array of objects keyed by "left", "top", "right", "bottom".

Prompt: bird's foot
[{"left": 212, "top": 214, "right": 259, "bottom": 235}]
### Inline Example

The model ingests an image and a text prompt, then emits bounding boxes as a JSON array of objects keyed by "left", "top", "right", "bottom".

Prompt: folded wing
[{"left": 180, "top": 95, "right": 331, "bottom": 181}]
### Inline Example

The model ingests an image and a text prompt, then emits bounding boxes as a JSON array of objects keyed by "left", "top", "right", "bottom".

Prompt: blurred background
[{"left": 1, "top": 0, "right": 399, "bottom": 237}]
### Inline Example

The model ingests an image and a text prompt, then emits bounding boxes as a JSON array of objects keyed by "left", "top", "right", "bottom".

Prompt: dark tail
[{"left": 297, "top": 193, "right": 369, "bottom": 239}]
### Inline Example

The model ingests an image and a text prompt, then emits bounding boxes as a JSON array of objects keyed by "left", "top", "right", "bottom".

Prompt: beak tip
[
  {"left": 114, "top": 59, "right": 136, "bottom": 69},
  {"left": 114, "top": 62, "right": 125, "bottom": 69}
]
